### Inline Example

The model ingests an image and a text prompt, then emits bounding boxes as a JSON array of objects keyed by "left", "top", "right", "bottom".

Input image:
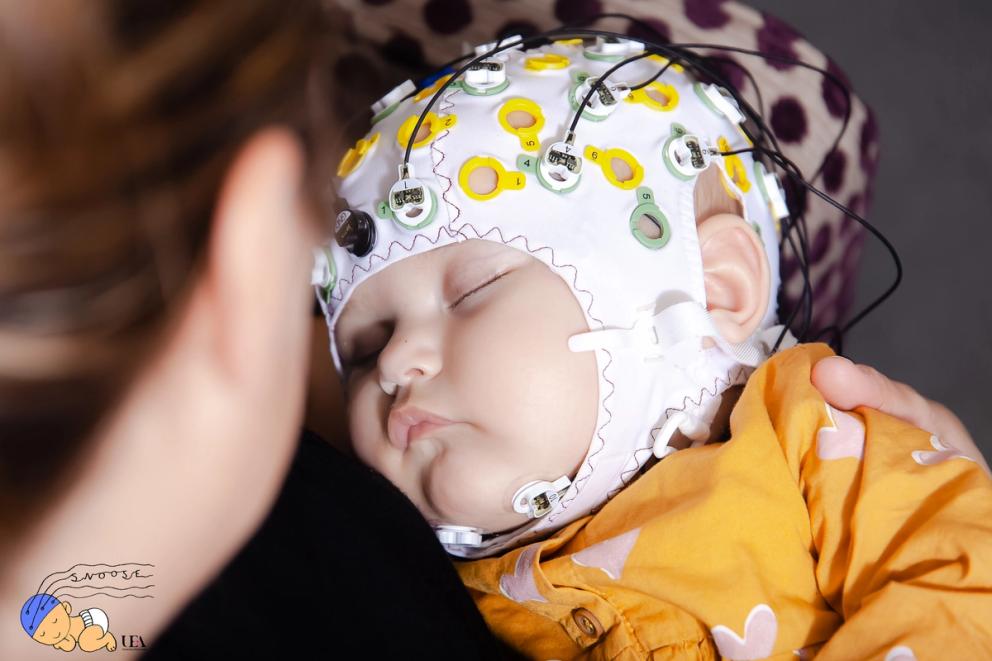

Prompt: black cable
[
  {"left": 426, "top": 26, "right": 819, "bottom": 348},
  {"left": 640, "top": 39, "right": 831, "bottom": 349},
  {"left": 397, "top": 24, "right": 892, "bottom": 357},
  {"left": 703, "top": 55, "right": 767, "bottom": 146},
  {"left": 568, "top": 49, "right": 655, "bottom": 136},
  {"left": 658, "top": 41, "right": 817, "bottom": 345},
  {"left": 630, "top": 60, "right": 674, "bottom": 91},
  {"left": 752, "top": 142, "right": 900, "bottom": 342},
  {"left": 658, "top": 40, "right": 852, "bottom": 184}
]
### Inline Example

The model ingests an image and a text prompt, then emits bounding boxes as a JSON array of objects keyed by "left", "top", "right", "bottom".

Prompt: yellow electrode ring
[
  {"left": 337, "top": 132, "right": 380, "bottom": 178},
  {"left": 552, "top": 38, "right": 583, "bottom": 47},
  {"left": 626, "top": 81, "right": 679, "bottom": 112},
  {"left": 498, "top": 98, "right": 546, "bottom": 152},
  {"left": 647, "top": 54, "right": 685, "bottom": 73},
  {"left": 414, "top": 74, "right": 454, "bottom": 102},
  {"left": 396, "top": 112, "right": 458, "bottom": 150},
  {"left": 524, "top": 53, "right": 571, "bottom": 70},
  {"left": 717, "top": 136, "right": 752, "bottom": 194},
  {"left": 735, "top": 123, "right": 755, "bottom": 147},
  {"left": 584, "top": 145, "right": 644, "bottom": 190},
  {"left": 458, "top": 156, "right": 526, "bottom": 201}
]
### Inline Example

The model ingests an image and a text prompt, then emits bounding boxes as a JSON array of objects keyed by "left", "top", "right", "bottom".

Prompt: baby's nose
[
  {"left": 381, "top": 365, "right": 428, "bottom": 396},
  {"left": 378, "top": 329, "right": 441, "bottom": 395}
]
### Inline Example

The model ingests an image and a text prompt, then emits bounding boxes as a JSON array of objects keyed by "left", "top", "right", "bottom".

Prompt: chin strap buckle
[
  {"left": 435, "top": 524, "right": 484, "bottom": 547},
  {"left": 651, "top": 409, "right": 714, "bottom": 458},
  {"left": 648, "top": 323, "right": 799, "bottom": 457},
  {"left": 512, "top": 476, "right": 572, "bottom": 519}
]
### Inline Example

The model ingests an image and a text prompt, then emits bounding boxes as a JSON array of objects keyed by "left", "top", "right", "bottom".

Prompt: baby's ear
[
  {"left": 696, "top": 212, "right": 770, "bottom": 344},
  {"left": 61, "top": 601, "right": 71, "bottom": 614}
]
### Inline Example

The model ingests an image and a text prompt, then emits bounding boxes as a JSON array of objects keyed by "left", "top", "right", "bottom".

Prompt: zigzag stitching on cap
[
  {"left": 431, "top": 86, "right": 464, "bottom": 233},
  {"left": 611, "top": 364, "right": 752, "bottom": 494},
  {"left": 444, "top": 221, "right": 615, "bottom": 520},
  {"left": 609, "top": 447, "right": 656, "bottom": 499},
  {"left": 331, "top": 90, "right": 467, "bottom": 309},
  {"left": 558, "top": 346, "right": 615, "bottom": 516},
  {"left": 330, "top": 224, "right": 462, "bottom": 304},
  {"left": 661, "top": 364, "right": 752, "bottom": 420}
]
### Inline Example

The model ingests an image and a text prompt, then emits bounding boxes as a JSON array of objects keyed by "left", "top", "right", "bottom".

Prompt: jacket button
[{"left": 571, "top": 608, "right": 603, "bottom": 638}]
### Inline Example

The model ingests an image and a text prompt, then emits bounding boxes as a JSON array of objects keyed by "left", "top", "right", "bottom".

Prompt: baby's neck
[{"left": 667, "top": 385, "right": 743, "bottom": 450}]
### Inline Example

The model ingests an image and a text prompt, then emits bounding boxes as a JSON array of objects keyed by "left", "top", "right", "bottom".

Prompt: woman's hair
[{"left": 0, "top": 1, "right": 337, "bottom": 540}]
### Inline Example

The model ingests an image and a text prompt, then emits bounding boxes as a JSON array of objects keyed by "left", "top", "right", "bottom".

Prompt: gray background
[{"left": 746, "top": 0, "right": 992, "bottom": 458}]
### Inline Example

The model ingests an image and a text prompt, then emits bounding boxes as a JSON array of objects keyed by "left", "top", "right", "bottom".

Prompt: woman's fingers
[
  {"left": 811, "top": 356, "right": 990, "bottom": 476},
  {"left": 811, "top": 356, "right": 935, "bottom": 432}
]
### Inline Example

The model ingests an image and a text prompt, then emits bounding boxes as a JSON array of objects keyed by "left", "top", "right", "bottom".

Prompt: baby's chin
[
  {"left": 416, "top": 472, "right": 532, "bottom": 535},
  {"left": 419, "top": 499, "right": 532, "bottom": 536}
]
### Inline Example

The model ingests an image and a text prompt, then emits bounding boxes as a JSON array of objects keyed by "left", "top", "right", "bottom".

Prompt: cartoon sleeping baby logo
[
  {"left": 20, "top": 594, "right": 116, "bottom": 652},
  {"left": 18, "top": 562, "right": 155, "bottom": 654}
]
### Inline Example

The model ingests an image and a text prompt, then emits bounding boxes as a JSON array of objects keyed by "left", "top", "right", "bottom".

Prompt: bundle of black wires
[{"left": 391, "top": 14, "right": 901, "bottom": 357}]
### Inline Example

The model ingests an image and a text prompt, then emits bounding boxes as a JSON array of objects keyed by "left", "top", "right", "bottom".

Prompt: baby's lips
[
  {"left": 407, "top": 421, "right": 453, "bottom": 446},
  {"left": 387, "top": 406, "right": 455, "bottom": 450},
  {"left": 386, "top": 414, "right": 412, "bottom": 450}
]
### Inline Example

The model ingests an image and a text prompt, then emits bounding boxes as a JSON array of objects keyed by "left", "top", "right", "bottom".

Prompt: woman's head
[
  {"left": 0, "top": 1, "right": 334, "bottom": 543},
  {"left": 335, "top": 238, "right": 600, "bottom": 532}
]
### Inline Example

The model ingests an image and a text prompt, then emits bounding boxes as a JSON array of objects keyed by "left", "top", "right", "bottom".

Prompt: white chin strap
[
  {"left": 567, "top": 299, "right": 779, "bottom": 459},
  {"left": 432, "top": 300, "right": 791, "bottom": 552},
  {"left": 567, "top": 299, "right": 767, "bottom": 369}
]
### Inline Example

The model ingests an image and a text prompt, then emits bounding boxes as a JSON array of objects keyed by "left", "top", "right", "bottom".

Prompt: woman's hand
[{"left": 812, "top": 356, "right": 990, "bottom": 476}]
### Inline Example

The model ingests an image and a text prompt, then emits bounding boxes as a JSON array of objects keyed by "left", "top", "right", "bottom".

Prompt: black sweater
[{"left": 144, "top": 430, "right": 521, "bottom": 659}]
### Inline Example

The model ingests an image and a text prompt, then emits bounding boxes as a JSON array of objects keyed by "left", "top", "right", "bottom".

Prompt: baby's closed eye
[{"left": 345, "top": 269, "right": 513, "bottom": 370}]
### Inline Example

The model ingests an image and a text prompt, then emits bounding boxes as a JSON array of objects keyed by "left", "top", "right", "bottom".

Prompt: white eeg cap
[{"left": 316, "top": 37, "right": 790, "bottom": 558}]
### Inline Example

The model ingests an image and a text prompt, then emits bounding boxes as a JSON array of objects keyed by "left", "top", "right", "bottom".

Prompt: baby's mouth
[
  {"left": 387, "top": 406, "right": 456, "bottom": 450},
  {"left": 407, "top": 421, "right": 452, "bottom": 446}
]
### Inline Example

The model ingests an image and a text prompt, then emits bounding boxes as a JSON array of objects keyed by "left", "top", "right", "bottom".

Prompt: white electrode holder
[
  {"left": 470, "top": 34, "right": 523, "bottom": 57},
  {"left": 512, "top": 476, "right": 572, "bottom": 519},
  {"left": 585, "top": 36, "right": 644, "bottom": 59},
  {"left": 666, "top": 133, "right": 714, "bottom": 178},
  {"left": 464, "top": 58, "right": 507, "bottom": 91},
  {"left": 574, "top": 76, "right": 631, "bottom": 119},
  {"left": 311, "top": 247, "right": 332, "bottom": 288},
  {"left": 388, "top": 163, "right": 436, "bottom": 228},
  {"left": 539, "top": 133, "right": 583, "bottom": 192},
  {"left": 755, "top": 161, "right": 791, "bottom": 220},
  {"left": 699, "top": 83, "right": 745, "bottom": 125},
  {"left": 371, "top": 79, "right": 417, "bottom": 116}
]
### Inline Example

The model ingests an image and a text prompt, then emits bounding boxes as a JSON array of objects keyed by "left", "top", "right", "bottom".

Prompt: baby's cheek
[
  {"left": 347, "top": 387, "right": 384, "bottom": 458},
  {"left": 426, "top": 449, "right": 511, "bottom": 528}
]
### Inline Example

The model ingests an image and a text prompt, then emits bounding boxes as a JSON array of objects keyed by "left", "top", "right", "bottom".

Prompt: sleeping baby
[{"left": 314, "top": 34, "right": 992, "bottom": 660}]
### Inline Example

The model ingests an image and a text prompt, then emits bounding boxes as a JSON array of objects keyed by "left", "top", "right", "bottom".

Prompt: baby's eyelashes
[
  {"left": 345, "top": 269, "right": 514, "bottom": 374},
  {"left": 448, "top": 269, "right": 512, "bottom": 310}
]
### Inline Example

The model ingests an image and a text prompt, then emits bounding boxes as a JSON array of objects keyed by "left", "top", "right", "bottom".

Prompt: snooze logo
[{"left": 18, "top": 562, "right": 155, "bottom": 654}]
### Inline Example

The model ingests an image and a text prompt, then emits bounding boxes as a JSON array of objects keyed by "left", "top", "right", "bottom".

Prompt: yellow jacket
[{"left": 456, "top": 343, "right": 992, "bottom": 660}]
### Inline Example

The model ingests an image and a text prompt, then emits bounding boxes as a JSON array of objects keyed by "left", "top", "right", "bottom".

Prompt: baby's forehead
[
  {"left": 376, "top": 239, "right": 527, "bottom": 285},
  {"left": 338, "top": 239, "right": 533, "bottom": 317}
]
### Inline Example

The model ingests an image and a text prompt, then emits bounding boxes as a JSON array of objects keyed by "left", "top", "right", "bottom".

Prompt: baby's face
[
  {"left": 335, "top": 239, "right": 599, "bottom": 532},
  {"left": 32, "top": 604, "right": 68, "bottom": 643}
]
